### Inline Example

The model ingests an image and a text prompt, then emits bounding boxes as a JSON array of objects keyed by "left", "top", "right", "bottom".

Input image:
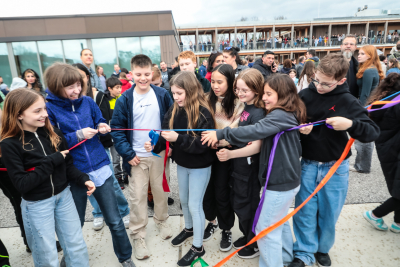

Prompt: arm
[
  {"left": 219, "top": 103, "right": 244, "bottom": 147},
  {"left": 47, "top": 107, "right": 80, "bottom": 147},
  {"left": 217, "top": 140, "right": 262, "bottom": 162},
  {"left": 358, "top": 69, "right": 376, "bottom": 106},
  {"left": 346, "top": 100, "right": 380, "bottom": 143}
]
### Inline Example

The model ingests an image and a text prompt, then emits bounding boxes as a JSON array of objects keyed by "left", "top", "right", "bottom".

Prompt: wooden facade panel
[
  {"left": 160, "top": 35, "right": 179, "bottom": 67},
  {"left": 0, "top": 21, "right": 6, "bottom": 38},
  {"left": 85, "top": 16, "right": 123, "bottom": 34},
  {"left": 158, "top": 14, "right": 172, "bottom": 31},
  {"left": 121, "top": 15, "right": 159, "bottom": 32},
  {"left": 45, "top": 18, "right": 87, "bottom": 35},
  {"left": 4, "top": 19, "right": 47, "bottom": 37}
]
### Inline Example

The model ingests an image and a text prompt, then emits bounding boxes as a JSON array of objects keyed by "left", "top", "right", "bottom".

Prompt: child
[
  {"left": 201, "top": 74, "right": 307, "bottom": 267},
  {"left": 363, "top": 73, "right": 400, "bottom": 233},
  {"left": 202, "top": 64, "right": 244, "bottom": 252},
  {"left": 110, "top": 54, "right": 173, "bottom": 260},
  {"left": 289, "top": 53, "right": 380, "bottom": 267},
  {"left": 151, "top": 66, "right": 163, "bottom": 87},
  {"left": 144, "top": 71, "right": 215, "bottom": 266},
  {"left": 44, "top": 63, "right": 135, "bottom": 267},
  {"left": 120, "top": 72, "right": 133, "bottom": 94},
  {"left": 178, "top": 51, "right": 211, "bottom": 93},
  {"left": 289, "top": 69, "right": 298, "bottom": 86},
  {"left": 215, "top": 68, "right": 266, "bottom": 259},
  {"left": 0, "top": 89, "right": 95, "bottom": 267}
]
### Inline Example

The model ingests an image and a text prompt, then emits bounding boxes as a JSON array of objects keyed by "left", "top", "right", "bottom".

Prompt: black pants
[
  {"left": 203, "top": 158, "right": 235, "bottom": 230},
  {"left": 373, "top": 197, "right": 400, "bottom": 223},
  {"left": 0, "top": 239, "right": 10, "bottom": 267},
  {"left": 230, "top": 156, "right": 261, "bottom": 246}
]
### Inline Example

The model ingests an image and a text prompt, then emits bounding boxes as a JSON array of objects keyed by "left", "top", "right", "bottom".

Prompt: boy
[
  {"left": 151, "top": 66, "right": 163, "bottom": 87},
  {"left": 289, "top": 54, "right": 380, "bottom": 267},
  {"left": 110, "top": 55, "right": 174, "bottom": 260},
  {"left": 178, "top": 51, "right": 211, "bottom": 93}
]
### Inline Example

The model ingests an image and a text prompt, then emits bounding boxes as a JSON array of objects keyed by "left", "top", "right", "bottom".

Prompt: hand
[
  {"left": 81, "top": 127, "right": 99, "bottom": 139},
  {"left": 128, "top": 156, "right": 141, "bottom": 166},
  {"left": 271, "top": 64, "right": 278, "bottom": 73},
  {"left": 201, "top": 131, "right": 218, "bottom": 147},
  {"left": 161, "top": 131, "right": 179, "bottom": 142},
  {"left": 246, "top": 142, "right": 252, "bottom": 146},
  {"left": 98, "top": 123, "right": 111, "bottom": 134},
  {"left": 60, "top": 150, "right": 69, "bottom": 158},
  {"left": 326, "top": 117, "right": 353, "bottom": 131},
  {"left": 85, "top": 181, "right": 96, "bottom": 196},
  {"left": 168, "top": 148, "right": 173, "bottom": 157},
  {"left": 144, "top": 140, "right": 153, "bottom": 152},
  {"left": 216, "top": 148, "right": 231, "bottom": 162},
  {"left": 299, "top": 124, "right": 313, "bottom": 135}
]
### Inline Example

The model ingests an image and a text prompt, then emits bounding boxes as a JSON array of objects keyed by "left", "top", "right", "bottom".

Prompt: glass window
[
  {"left": 37, "top": 41, "right": 64, "bottom": 72},
  {"left": 0, "top": 43, "right": 13, "bottom": 87},
  {"left": 141, "top": 36, "right": 161, "bottom": 66},
  {"left": 92, "top": 38, "right": 117, "bottom": 77},
  {"left": 116, "top": 37, "right": 141, "bottom": 70},
  {"left": 63, "top": 39, "right": 87, "bottom": 64},
  {"left": 12, "top": 42, "right": 41, "bottom": 81}
]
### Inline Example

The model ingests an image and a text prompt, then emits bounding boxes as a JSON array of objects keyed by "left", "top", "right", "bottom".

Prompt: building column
[
  {"left": 309, "top": 24, "right": 313, "bottom": 46},
  {"left": 234, "top": 27, "right": 237, "bottom": 47},
  {"left": 253, "top": 26, "right": 257, "bottom": 46},
  {"left": 290, "top": 51, "right": 293, "bottom": 59},
  {"left": 365, "top": 22, "right": 370, "bottom": 43},
  {"left": 328, "top": 24, "right": 332, "bottom": 46},
  {"left": 384, "top": 21, "right": 388, "bottom": 43},
  {"left": 215, "top": 28, "right": 218, "bottom": 47},
  {"left": 347, "top": 22, "right": 351, "bottom": 35},
  {"left": 6, "top": 43, "right": 18, "bottom": 77},
  {"left": 291, "top": 24, "right": 295, "bottom": 48},
  {"left": 195, "top": 28, "right": 199, "bottom": 51},
  {"left": 272, "top": 25, "right": 275, "bottom": 49},
  {"left": 305, "top": 27, "right": 308, "bottom": 37}
]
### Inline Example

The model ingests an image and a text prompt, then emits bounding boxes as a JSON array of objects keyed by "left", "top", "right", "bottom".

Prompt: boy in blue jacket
[{"left": 110, "top": 54, "right": 174, "bottom": 260}]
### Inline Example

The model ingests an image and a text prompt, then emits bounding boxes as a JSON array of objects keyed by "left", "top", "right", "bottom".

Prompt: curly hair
[{"left": 367, "top": 73, "right": 400, "bottom": 105}]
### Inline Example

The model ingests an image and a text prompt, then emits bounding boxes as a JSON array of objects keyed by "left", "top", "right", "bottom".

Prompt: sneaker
[
  {"left": 390, "top": 222, "right": 400, "bottom": 233},
  {"left": 316, "top": 252, "right": 331, "bottom": 267},
  {"left": 349, "top": 166, "right": 358, "bottom": 172},
  {"left": 171, "top": 228, "right": 193, "bottom": 247},
  {"left": 93, "top": 217, "right": 105, "bottom": 231},
  {"left": 177, "top": 245, "right": 206, "bottom": 267},
  {"left": 203, "top": 221, "right": 219, "bottom": 242},
  {"left": 133, "top": 238, "right": 150, "bottom": 260},
  {"left": 363, "top": 211, "right": 388, "bottom": 231},
  {"left": 121, "top": 258, "right": 136, "bottom": 267},
  {"left": 123, "top": 174, "right": 129, "bottom": 184},
  {"left": 56, "top": 241, "right": 62, "bottom": 252},
  {"left": 156, "top": 221, "right": 173, "bottom": 240},
  {"left": 220, "top": 230, "right": 232, "bottom": 252},
  {"left": 123, "top": 215, "right": 130, "bottom": 229},
  {"left": 288, "top": 258, "right": 306, "bottom": 267},
  {"left": 118, "top": 178, "right": 125, "bottom": 190},
  {"left": 237, "top": 246, "right": 260, "bottom": 259},
  {"left": 233, "top": 236, "right": 247, "bottom": 250},
  {"left": 168, "top": 197, "right": 175, "bottom": 205},
  {"left": 26, "top": 245, "right": 31, "bottom": 253},
  {"left": 148, "top": 199, "right": 154, "bottom": 209}
]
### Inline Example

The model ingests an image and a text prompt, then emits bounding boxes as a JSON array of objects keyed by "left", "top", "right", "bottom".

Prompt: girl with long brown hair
[
  {"left": 297, "top": 61, "right": 315, "bottom": 92},
  {"left": 144, "top": 71, "right": 215, "bottom": 267},
  {"left": 0, "top": 89, "right": 95, "bottom": 267},
  {"left": 21, "top": 69, "right": 45, "bottom": 96}
]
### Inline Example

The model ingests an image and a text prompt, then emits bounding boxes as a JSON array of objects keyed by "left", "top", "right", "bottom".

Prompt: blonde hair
[{"left": 152, "top": 67, "right": 161, "bottom": 81}]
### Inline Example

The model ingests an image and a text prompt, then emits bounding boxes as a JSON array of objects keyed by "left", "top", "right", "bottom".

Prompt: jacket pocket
[{"left": 232, "top": 171, "right": 250, "bottom": 198}]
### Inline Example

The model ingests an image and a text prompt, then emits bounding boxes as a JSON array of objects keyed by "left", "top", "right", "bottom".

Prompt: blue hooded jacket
[
  {"left": 46, "top": 90, "right": 109, "bottom": 173},
  {"left": 110, "top": 84, "right": 173, "bottom": 173}
]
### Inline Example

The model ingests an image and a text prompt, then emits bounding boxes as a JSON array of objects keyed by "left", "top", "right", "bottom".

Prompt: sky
[{"left": 1, "top": 0, "right": 397, "bottom": 27}]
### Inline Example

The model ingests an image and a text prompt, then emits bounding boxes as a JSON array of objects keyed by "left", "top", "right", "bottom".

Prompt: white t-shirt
[{"left": 132, "top": 88, "right": 161, "bottom": 157}]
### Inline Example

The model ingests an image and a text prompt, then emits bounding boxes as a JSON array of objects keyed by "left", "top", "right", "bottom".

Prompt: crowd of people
[{"left": 0, "top": 33, "right": 399, "bottom": 267}]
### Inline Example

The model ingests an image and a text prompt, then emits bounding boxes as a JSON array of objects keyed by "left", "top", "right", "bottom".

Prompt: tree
[
  {"left": 240, "top": 17, "right": 248, "bottom": 21},
  {"left": 274, "top": 15, "right": 287, "bottom": 20}
]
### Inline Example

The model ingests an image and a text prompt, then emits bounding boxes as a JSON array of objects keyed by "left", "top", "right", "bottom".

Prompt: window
[
  {"left": 12, "top": 42, "right": 41, "bottom": 82},
  {"left": 141, "top": 36, "right": 161, "bottom": 66},
  {"left": 0, "top": 43, "right": 12, "bottom": 87},
  {"left": 91, "top": 38, "right": 117, "bottom": 77},
  {"left": 116, "top": 37, "right": 141, "bottom": 70},
  {"left": 63, "top": 39, "right": 87, "bottom": 64},
  {"left": 37, "top": 40, "right": 64, "bottom": 72}
]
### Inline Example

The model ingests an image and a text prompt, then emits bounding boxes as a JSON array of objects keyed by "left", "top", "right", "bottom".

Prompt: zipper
[{"left": 34, "top": 132, "right": 54, "bottom": 196}]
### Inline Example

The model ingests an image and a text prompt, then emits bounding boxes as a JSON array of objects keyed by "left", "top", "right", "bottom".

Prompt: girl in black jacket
[
  {"left": 0, "top": 89, "right": 95, "bottom": 267},
  {"left": 363, "top": 73, "right": 400, "bottom": 233}
]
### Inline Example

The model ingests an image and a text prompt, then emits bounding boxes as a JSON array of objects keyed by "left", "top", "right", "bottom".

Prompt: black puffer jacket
[
  {"left": 252, "top": 58, "right": 274, "bottom": 80},
  {"left": 95, "top": 91, "right": 113, "bottom": 148}
]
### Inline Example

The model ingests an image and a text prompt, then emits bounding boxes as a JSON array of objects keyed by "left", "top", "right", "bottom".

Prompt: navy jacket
[
  {"left": 110, "top": 84, "right": 173, "bottom": 173},
  {"left": 199, "top": 65, "right": 207, "bottom": 78}
]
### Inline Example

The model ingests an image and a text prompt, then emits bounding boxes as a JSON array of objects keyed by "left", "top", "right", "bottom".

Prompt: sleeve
[
  {"left": 164, "top": 90, "right": 174, "bottom": 111},
  {"left": 153, "top": 111, "right": 170, "bottom": 154},
  {"left": 358, "top": 69, "right": 376, "bottom": 106},
  {"left": 89, "top": 98, "right": 107, "bottom": 135},
  {"left": 47, "top": 107, "right": 79, "bottom": 148},
  {"left": 94, "top": 74, "right": 104, "bottom": 92},
  {"left": 346, "top": 100, "right": 380, "bottom": 143},
  {"left": 1, "top": 140, "right": 65, "bottom": 194}
]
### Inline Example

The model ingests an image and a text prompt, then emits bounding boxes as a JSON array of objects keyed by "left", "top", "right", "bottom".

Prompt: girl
[
  {"left": 386, "top": 58, "right": 400, "bottom": 75},
  {"left": 363, "top": 73, "right": 400, "bottom": 233},
  {"left": 72, "top": 63, "right": 94, "bottom": 98},
  {"left": 280, "top": 59, "right": 295, "bottom": 75},
  {"left": 353, "top": 45, "right": 384, "bottom": 174},
  {"left": 203, "top": 64, "right": 244, "bottom": 251},
  {"left": 202, "top": 74, "right": 306, "bottom": 267},
  {"left": 289, "top": 69, "right": 298, "bottom": 86},
  {"left": 223, "top": 47, "right": 249, "bottom": 76},
  {"left": 0, "top": 89, "right": 95, "bottom": 267},
  {"left": 44, "top": 63, "right": 135, "bottom": 267},
  {"left": 144, "top": 71, "right": 215, "bottom": 266},
  {"left": 96, "top": 65, "right": 107, "bottom": 93},
  {"left": 120, "top": 72, "right": 133, "bottom": 94},
  {"left": 205, "top": 52, "right": 224, "bottom": 82},
  {"left": 22, "top": 69, "right": 45, "bottom": 96},
  {"left": 216, "top": 68, "right": 266, "bottom": 259},
  {"left": 297, "top": 61, "right": 315, "bottom": 92}
]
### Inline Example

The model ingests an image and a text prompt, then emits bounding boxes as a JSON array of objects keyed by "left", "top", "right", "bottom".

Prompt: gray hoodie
[{"left": 216, "top": 108, "right": 301, "bottom": 191}]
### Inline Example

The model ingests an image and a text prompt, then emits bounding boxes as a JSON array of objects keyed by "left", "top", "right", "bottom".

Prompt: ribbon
[
  {"left": 190, "top": 257, "right": 209, "bottom": 267},
  {"left": 148, "top": 130, "right": 170, "bottom": 192}
]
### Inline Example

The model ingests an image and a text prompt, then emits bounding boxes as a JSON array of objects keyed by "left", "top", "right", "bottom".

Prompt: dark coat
[
  {"left": 252, "top": 58, "right": 274, "bottom": 80},
  {"left": 95, "top": 91, "right": 113, "bottom": 148},
  {"left": 346, "top": 56, "right": 360, "bottom": 98}
]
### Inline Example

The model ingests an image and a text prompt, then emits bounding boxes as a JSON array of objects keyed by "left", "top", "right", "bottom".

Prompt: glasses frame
[{"left": 311, "top": 78, "right": 340, "bottom": 90}]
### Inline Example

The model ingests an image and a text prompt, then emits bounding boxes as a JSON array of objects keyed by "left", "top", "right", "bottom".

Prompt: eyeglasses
[
  {"left": 235, "top": 88, "right": 251, "bottom": 94},
  {"left": 311, "top": 78, "right": 340, "bottom": 90}
]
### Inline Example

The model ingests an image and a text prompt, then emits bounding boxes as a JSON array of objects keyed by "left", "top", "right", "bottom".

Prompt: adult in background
[
  {"left": 111, "top": 64, "right": 121, "bottom": 78},
  {"left": 252, "top": 50, "right": 277, "bottom": 80},
  {"left": 96, "top": 66, "right": 107, "bottom": 92},
  {"left": 22, "top": 69, "right": 45, "bottom": 96},
  {"left": 199, "top": 60, "right": 208, "bottom": 78},
  {"left": 205, "top": 51, "right": 224, "bottom": 82},
  {"left": 222, "top": 47, "right": 248, "bottom": 76},
  {"left": 280, "top": 59, "right": 296, "bottom": 75},
  {"left": 168, "top": 56, "right": 180, "bottom": 82},
  {"left": 80, "top": 48, "right": 104, "bottom": 92},
  {"left": 296, "top": 56, "right": 305, "bottom": 79},
  {"left": 340, "top": 34, "right": 359, "bottom": 98},
  {"left": 389, "top": 43, "right": 400, "bottom": 61},
  {"left": 291, "top": 58, "right": 297, "bottom": 68},
  {"left": 160, "top": 61, "right": 171, "bottom": 92},
  {"left": 0, "top": 76, "right": 9, "bottom": 96},
  {"left": 248, "top": 55, "right": 255, "bottom": 67},
  {"left": 305, "top": 49, "right": 320, "bottom": 68},
  {"left": 352, "top": 45, "right": 384, "bottom": 174}
]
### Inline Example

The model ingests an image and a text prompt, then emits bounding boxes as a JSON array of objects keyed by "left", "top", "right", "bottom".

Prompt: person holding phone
[{"left": 252, "top": 50, "right": 278, "bottom": 80}]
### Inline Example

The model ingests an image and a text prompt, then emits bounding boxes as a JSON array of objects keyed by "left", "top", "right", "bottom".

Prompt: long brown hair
[
  {"left": 45, "top": 63, "right": 85, "bottom": 99},
  {"left": 367, "top": 73, "right": 400, "bottom": 105},
  {"left": 356, "top": 45, "right": 384, "bottom": 80},
  {"left": 0, "top": 89, "right": 61, "bottom": 150},
  {"left": 22, "top": 69, "right": 42, "bottom": 92},
  {"left": 169, "top": 71, "right": 215, "bottom": 135},
  {"left": 234, "top": 69, "right": 265, "bottom": 109},
  {"left": 298, "top": 61, "right": 315, "bottom": 85},
  {"left": 96, "top": 66, "right": 105, "bottom": 77},
  {"left": 388, "top": 58, "right": 400, "bottom": 70},
  {"left": 265, "top": 74, "right": 307, "bottom": 123},
  {"left": 119, "top": 72, "right": 130, "bottom": 82}
]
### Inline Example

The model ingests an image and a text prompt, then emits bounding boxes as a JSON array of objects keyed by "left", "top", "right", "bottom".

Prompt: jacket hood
[
  {"left": 308, "top": 80, "right": 350, "bottom": 96},
  {"left": 309, "top": 56, "right": 320, "bottom": 62},
  {"left": 45, "top": 89, "right": 84, "bottom": 110},
  {"left": 121, "top": 79, "right": 130, "bottom": 85},
  {"left": 253, "top": 58, "right": 272, "bottom": 71},
  {"left": 10, "top": 78, "right": 27, "bottom": 91}
]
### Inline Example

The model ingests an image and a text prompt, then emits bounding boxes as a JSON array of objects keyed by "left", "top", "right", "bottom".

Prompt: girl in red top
[{"left": 120, "top": 72, "right": 133, "bottom": 94}]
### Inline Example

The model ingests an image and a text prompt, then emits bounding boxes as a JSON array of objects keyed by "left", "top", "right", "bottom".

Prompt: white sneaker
[
  {"left": 156, "top": 221, "right": 172, "bottom": 240},
  {"left": 133, "top": 238, "right": 150, "bottom": 260},
  {"left": 93, "top": 217, "right": 104, "bottom": 231},
  {"left": 123, "top": 215, "right": 130, "bottom": 229}
]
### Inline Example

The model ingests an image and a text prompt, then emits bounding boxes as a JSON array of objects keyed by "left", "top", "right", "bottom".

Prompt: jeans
[
  {"left": 21, "top": 187, "right": 89, "bottom": 267},
  {"left": 354, "top": 140, "right": 374, "bottom": 173},
  {"left": 89, "top": 148, "right": 129, "bottom": 219},
  {"left": 255, "top": 186, "right": 300, "bottom": 267},
  {"left": 177, "top": 165, "right": 211, "bottom": 247},
  {"left": 70, "top": 176, "right": 132, "bottom": 263},
  {"left": 293, "top": 158, "right": 349, "bottom": 266},
  {"left": 110, "top": 145, "right": 124, "bottom": 179}
]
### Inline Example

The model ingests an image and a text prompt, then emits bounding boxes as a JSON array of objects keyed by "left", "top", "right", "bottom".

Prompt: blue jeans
[
  {"left": 255, "top": 186, "right": 300, "bottom": 267},
  {"left": 89, "top": 148, "right": 129, "bottom": 218},
  {"left": 21, "top": 186, "right": 89, "bottom": 267},
  {"left": 293, "top": 158, "right": 349, "bottom": 266},
  {"left": 70, "top": 176, "right": 132, "bottom": 263},
  {"left": 177, "top": 165, "right": 211, "bottom": 247}
]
